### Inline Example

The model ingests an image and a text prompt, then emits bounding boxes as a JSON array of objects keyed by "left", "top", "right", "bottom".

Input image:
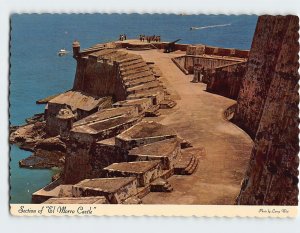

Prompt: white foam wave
[{"left": 190, "top": 23, "right": 231, "bottom": 30}]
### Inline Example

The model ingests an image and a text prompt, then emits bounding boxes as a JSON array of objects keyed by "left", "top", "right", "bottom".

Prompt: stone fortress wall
[
  {"left": 235, "top": 15, "right": 299, "bottom": 205},
  {"left": 15, "top": 39, "right": 202, "bottom": 204},
  {"left": 171, "top": 44, "right": 249, "bottom": 100}
]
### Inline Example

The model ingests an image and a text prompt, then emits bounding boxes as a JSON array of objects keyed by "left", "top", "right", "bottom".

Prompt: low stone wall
[
  {"left": 173, "top": 54, "right": 245, "bottom": 75},
  {"left": 89, "top": 141, "right": 128, "bottom": 177},
  {"left": 206, "top": 62, "right": 247, "bottom": 99},
  {"left": 186, "top": 44, "right": 249, "bottom": 58},
  {"left": 171, "top": 56, "right": 189, "bottom": 75}
]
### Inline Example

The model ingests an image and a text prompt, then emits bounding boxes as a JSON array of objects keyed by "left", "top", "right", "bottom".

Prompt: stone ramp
[
  {"left": 70, "top": 115, "right": 140, "bottom": 142},
  {"left": 115, "top": 121, "right": 177, "bottom": 150},
  {"left": 73, "top": 106, "right": 139, "bottom": 127}
]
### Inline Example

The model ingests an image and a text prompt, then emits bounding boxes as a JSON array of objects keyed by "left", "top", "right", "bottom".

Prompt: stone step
[
  {"left": 103, "top": 160, "right": 162, "bottom": 187},
  {"left": 102, "top": 51, "right": 128, "bottom": 60},
  {"left": 159, "top": 99, "right": 177, "bottom": 109},
  {"left": 122, "top": 72, "right": 154, "bottom": 82},
  {"left": 110, "top": 53, "right": 129, "bottom": 62},
  {"left": 124, "top": 76, "right": 156, "bottom": 88},
  {"left": 72, "top": 177, "right": 138, "bottom": 204},
  {"left": 120, "top": 62, "right": 147, "bottom": 72},
  {"left": 116, "top": 55, "right": 141, "bottom": 63},
  {"left": 174, "top": 147, "right": 204, "bottom": 175},
  {"left": 119, "top": 58, "right": 144, "bottom": 68},
  {"left": 127, "top": 81, "right": 161, "bottom": 94},
  {"left": 89, "top": 49, "right": 117, "bottom": 59},
  {"left": 144, "top": 105, "right": 161, "bottom": 117},
  {"left": 121, "top": 67, "right": 150, "bottom": 76},
  {"left": 150, "top": 178, "right": 173, "bottom": 192},
  {"left": 186, "top": 157, "right": 199, "bottom": 175}
]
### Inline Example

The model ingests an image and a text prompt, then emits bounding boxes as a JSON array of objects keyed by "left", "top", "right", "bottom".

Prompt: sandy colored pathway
[{"left": 126, "top": 49, "right": 253, "bottom": 204}]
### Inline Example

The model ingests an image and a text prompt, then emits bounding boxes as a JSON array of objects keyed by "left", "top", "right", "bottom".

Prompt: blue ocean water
[{"left": 9, "top": 14, "right": 258, "bottom": 203}]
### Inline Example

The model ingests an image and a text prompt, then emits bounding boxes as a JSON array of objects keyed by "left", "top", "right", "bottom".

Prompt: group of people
[
  {"left": 119, "top": 34, "right": 127, "bottom": 41},
  {"left": 139, "top": 35, "right": 161, "bottom": 43}
]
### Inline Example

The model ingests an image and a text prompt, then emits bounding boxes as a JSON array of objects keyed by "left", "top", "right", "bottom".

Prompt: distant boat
[
  {"left": 190, "top": 23, "right": 231, "bottom": 30},
  {"left": 57, "top": 48, "right": 69, "bottom": 56}
]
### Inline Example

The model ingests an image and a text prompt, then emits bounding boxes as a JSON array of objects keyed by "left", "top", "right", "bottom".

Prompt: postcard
[{"left": 8, "top": 13, "right": 299, "bottom": 217}]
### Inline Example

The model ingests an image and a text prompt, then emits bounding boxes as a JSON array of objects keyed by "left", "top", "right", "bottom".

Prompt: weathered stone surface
[
  {"left": 173, "top": 53, "right": 246, "bottom": 75},
  {"left": 70, "top": 116, "right": 140, "bottom": 143},
  {"left": 113, "top": 98, "right": 153, "bottom": 114},
  {"left": 88, "top": 138, "right": 128, "bottom": 177},
  {"left": 72, "top": 177, "right": 138, "bottom": 204},
  {"left": 46, "top": 91, "right": 112, "bottom": 136},
  {"left": 104, "top": 161, "right": 162, "bottom": 187},
  {"left": 150, "top": 178, "right": 173, "bottom": 192},
  {"left": 206, "top": 62, "right": 247, "bottom": 100},
  {"left": 32, "top": 179, "right": 73, "bottom": 203},
  {"left": 174, "top": 147, "right": 204, "bottom": 175},
  {"left": 43, "top": 196, "right": 108, "bottom": 204},
  {"left": 233, "top": 15, "right": 297, "bottom": 139},
  {"left": 73, "top": 48, "right": 163, "bottom": 103},
  {"left": 128, "top": 138, "right": 181, "bottom": 170},
  {"left": 236, "top": 15, "right": 299, "bottom": 205},
  {"left": 35, "top": 137, "right": 66, "bottom": 152},
  {"left": 116, "top": 121, "right": 177, "bottom": 150},
  {"left": 36, "top": 93, "right": 60, "bottom": 104}
]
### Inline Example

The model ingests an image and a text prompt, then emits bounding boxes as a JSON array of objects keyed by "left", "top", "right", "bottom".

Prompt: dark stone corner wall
[{"left": 236, "top": 15, "right": 299, "bottom": 205}]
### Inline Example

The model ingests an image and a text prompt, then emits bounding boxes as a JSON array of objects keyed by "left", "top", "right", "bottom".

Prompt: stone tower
[{"left": 72, "top": 40, "right": 80, "bottom": 59}]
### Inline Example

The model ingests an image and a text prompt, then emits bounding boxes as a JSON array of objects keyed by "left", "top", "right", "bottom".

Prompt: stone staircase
[
  {"left": 34, "top": 48, "right": 205, "bottom": 204},
  {"left": 89, "top": 48, "right": 165, "bottom": 112},
  {"left": 114, "top": 51, "right": 164, "bottom": 100},
  {"left": 174, "top": 148, "right": 203, "bottom": 175},
  {"left": 150, "top": 178, "right": 173, "bottom": 192}
]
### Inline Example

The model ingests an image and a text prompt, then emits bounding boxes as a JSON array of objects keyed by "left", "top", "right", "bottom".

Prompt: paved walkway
[{"left": 125, "top": 49, "right": 253, "bottom": 204}]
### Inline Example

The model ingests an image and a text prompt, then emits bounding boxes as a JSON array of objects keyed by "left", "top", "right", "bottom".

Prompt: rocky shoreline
[{"left": 10, "top": 113, "right": 67, "bottom": 170}]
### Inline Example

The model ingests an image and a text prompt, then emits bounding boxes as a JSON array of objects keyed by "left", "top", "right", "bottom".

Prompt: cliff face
[{"left": 236, "top": 15, "right": 299, "bottom": 205}]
